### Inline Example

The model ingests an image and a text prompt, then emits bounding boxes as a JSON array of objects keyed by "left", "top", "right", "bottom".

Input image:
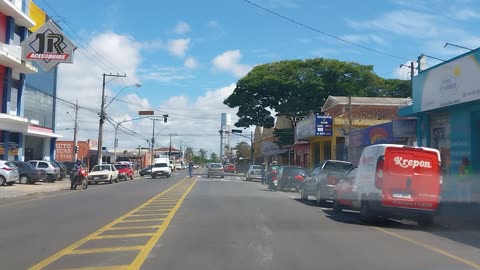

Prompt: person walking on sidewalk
[
  {"left": 188, "top": 159, "right": 194, "bottom": 178},
  {"left": 458, "top": 157, "right": 473, "bottom": 203}
]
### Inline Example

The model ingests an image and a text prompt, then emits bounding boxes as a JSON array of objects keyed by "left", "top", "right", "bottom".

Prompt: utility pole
[
  {"left": 219, "top": 130, "right": 224, "bottom": 163},
  {"left": 250, "top": 131, "right": 254, "bottom": 166},
  {"left": 348, "top": 96, "right": 353, "bottom": 132},
  {"left": 73, "top": 99, "right": 79, "bottom": 161},
  {"left": 151, "top": 118, "right": 158, "bottom": 166},
  {"left": 97, "top": 73, "right": 126, "bottom": 165}
]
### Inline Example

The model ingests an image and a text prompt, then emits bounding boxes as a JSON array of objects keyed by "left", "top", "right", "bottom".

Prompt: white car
[
  {"left": 0, "top": 160, "right": 19, "bottom": 186},
  {"left": 88, "top": 164, "right": 119, "bottom": 184}
]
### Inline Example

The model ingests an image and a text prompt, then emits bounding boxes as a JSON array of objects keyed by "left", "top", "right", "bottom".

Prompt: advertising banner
[
  {"left": 315, "top": 115, "right": 333, "bottom": 136},
  {"left": 0, "top": 143, "right": 4, "bottom": 155},
  {"left": 21, "top": 20, "right": 77, "bottom": 71},
  {"left": 8, "top": 143, "right": 19, "bottom": 156},
  {"left": 295, "top": 114, "right": 316, "bottom": 141},
  {"left": 56, "top": 142, "right": 73, "bottom": 161}
]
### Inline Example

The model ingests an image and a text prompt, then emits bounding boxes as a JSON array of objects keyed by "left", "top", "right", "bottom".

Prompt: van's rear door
[{"left": 382, "top": 147, "right": 440, "bottom": 211}]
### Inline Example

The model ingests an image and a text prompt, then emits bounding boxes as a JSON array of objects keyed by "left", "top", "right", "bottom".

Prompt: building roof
[
  {"left": 322, "top": 96, "right": 412, "bottom": 112},
  {"left": 154, "top": 147, "right": 180, "bottom": 152}
]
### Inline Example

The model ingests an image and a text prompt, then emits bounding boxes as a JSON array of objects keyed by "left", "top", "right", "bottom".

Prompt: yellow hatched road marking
[
  {"left": 92, "top": 233, "right": 155, "bottom": 239},
  {"left": 108, "top": 225, "right": 161, "bottom": 230},
  {"left": 67, "top": 246, "right": 144, "bottom": 255},
  {"left": 58, "top": 266, "right": 129, "bottom": 270},
  {"left": 129, "top": 178, "right": 197, "bottom": 269},
  {"left": 129, "top": 213, "right": 169, "bottom": 217},
  {"left": 135, "top": 209, "right": 172, "bottom": 212},
  {"left": 118, "top": 218, "right": 165, "bottom": 223},
  {"left": 28, "top": 178, "right": 190, "bottom": 270}
]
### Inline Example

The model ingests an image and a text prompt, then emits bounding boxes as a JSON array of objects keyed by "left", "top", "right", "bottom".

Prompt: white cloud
[
  {"left": 212, "top": 50, "right": 252, "bottom": 77},
  {"left": 140, "top": 66, "right": 194, "bottom": 83},
  {"left": 450, "top": 8, "right": 480, "bottom": 20},
  {"left": 393, "top": 61, "right": 418, "bottom": 80},
  {"left": 341, "top": 34, "right": 387, "bottom": 45},
  {"left": 184, "top": 57, "right": 199, "bottom": 69},
  {"left": 167, "top": 38, "right": 191, "bottom": 57},
  {"left": 174, "top": 21, "right": 191, "bottom": 35}
]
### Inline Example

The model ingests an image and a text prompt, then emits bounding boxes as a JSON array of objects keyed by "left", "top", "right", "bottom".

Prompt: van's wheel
[
  {"left": 332, "top": 195, "right": 342, "bottom": 213},
  {"left": 316, "top": 189, "right": 326, "bottom": 206},
  {"left": 19, "top": 175, "right": 30, "bottom": 184},
  {"left": 417, "top": 216, "right": 435, "bottom": 227},
  {"left": 360, "top": 200, "right": 375, "bottom": 223}
]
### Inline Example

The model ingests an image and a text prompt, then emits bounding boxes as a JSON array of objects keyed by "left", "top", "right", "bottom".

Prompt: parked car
[
  {"left": 12, "top": 161, "right": 46, "bottom": 184},
  {"left": 28, "top": 160, "right": 61, "bottom": 182},
  {"left": 114, "top": 163, "right": 134, "bottom": 180},
  {"left": 301, "top": 160, "right": 354, "bottom": 206},
  {"left": 139, "top": 165, "right": 153, "bottom": 176},
  {"left": 51, "top": 161, "right": 67, "bottom": 180},
  {"left": 88, "top": 164, "right": 119, "bottom": 184},
  {"left": 332, "top": 144, "right": 442, "bottom": 226},
  {"left": 175, "top": 163, "right": 183, "bottom": 170},
  {"left": 224, "top": 163, "right": 235, "bottom": 173},
  {"left": 0, "top": 160, "right": 19, "bottom": 186},
  {"left": 207, "top": 163, "right": 225, "bottom": 178},
  {"left": 278, "top": 166, "right": 307, "bottom": 192},
  {"left": 246, "top": 165, "right": 262, "bottom": 181}
]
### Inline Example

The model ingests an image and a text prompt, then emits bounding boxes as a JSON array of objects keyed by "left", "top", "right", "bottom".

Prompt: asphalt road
[{"left": 1, "top": 171, "right": 480, "bottom": 270}]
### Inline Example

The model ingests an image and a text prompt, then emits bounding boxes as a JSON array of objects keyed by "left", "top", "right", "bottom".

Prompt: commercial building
[
  {"left": 399, "top": 48, "right": 480, "bottom": 201},
  {"left": 0, "top": 1, "right": 61, "bottom": 161}
]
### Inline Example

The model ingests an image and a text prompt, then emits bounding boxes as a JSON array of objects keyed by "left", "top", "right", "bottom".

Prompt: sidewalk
[{"left": 0, "top": 180, "right": 70, "bottom": 199}]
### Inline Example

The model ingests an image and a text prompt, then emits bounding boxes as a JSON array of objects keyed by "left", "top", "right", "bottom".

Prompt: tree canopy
[
  {"left": 224, "top": 58, "right": 410, "bottom": 128},
  {"left": 234, "top": 141, "right": 251, "bottom": 159}
]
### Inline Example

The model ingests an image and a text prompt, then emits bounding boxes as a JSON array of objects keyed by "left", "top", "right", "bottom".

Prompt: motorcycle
[
  {"left": 268, "top": 169, "right": 279, "bottom": 192},
  {"left": 272, "top": 177, "right": 278, "bottom": 192},
  {"left": 70, "top": 167, "right": 88, "bottom": 190}
]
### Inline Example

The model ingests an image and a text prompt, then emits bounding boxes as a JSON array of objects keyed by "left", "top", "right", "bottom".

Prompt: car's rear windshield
[
  {"left": 115, "top": 164, "right": 128, "bottom": 169},
  {"left": 5, "top": 162, "right": 17, "bottom": 168},
  {"left": 283, "top": 167, "right": 307, "bottom": 175},
  {"left": 21, "top": 162, "right": 36, "bottom": 169},
  {"left": 154, "top": 163, "right": 168, "bottom": 168},
  {"left": 210, "top": 163, "right": 223, "bottom": 168},
  {"left": 324, "top": 161, "right": 353, "bottom": 172},
  {"left": 92, "top": 165, "right": 111, "bottom": 171},
  {"left": 251, "top": 165, "right": 261, "bottom": 170}
]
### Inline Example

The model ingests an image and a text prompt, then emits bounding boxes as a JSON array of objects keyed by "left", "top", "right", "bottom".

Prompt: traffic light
[
  {"left": 163, "top": 114, "right": 169, "bottom": 123},
  {"left": 74, "top": 145, "right": 79, "bottom": 154}
]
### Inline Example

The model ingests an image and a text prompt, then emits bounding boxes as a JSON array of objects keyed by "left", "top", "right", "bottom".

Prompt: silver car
[
  {"left": 28, "top": 160, "right": 61, "bottom": 182},
  {"left": 246, "top": 165, "right": 262, "bottom": 181},
  {"left": 0, "top": 160, "right": 19, "bottom": 186},
  {"left": 207, "top": 163, "right": 225, "bottom": 178}
]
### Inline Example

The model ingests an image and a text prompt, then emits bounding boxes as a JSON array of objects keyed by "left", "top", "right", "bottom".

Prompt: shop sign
[
  {"left": 295, "top": 114, "right": 316, "bottom": 141},
  {"left": 21, "top": 19, "right": 77, "bottom": 71},
  {"left": 8, "top": 143, "right": 19, "bottom": 156},
  {"left": 315, "top": 115, "right": 333, "bottom": 136},
  {"left": 415, "top": 50, "right": 480, "bottom": 112},
  {"left": 348, "top": 122, "right": 399, "bottom": 148},
  {"left": 0, "top": 143, "right": 4, "bottom": 155}
]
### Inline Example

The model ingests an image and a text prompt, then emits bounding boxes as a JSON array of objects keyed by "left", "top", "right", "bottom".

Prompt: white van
[
  {"left": 151, "top": 158, "right": 171, "bottom": 178},
  {"left": 333, "top": 144, "right": 441, "bottom": 226}
]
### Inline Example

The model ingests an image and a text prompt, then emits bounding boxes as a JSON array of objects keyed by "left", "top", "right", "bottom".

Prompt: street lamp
[
  {"left": 231, "top": 129, "right": 254, "bottom": 165},
  {"left": 105, "top": 83, "right": 142, "bottom": 108},
  {"left": 113, "top": 115, "right": 150, "bottom": 162}
]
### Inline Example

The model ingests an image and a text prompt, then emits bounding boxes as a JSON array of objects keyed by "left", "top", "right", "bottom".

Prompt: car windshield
[
  {"left": 324, "top": 162, "right": 354, "bottom": 172},
  {"left": 114, "top": 164, "right": 128, "bottom": 169},
  {"left": 251, "top": 165, "right": 261, "bottom": 170},
  {"left": 282, "top": 167, "right": 307, "bottom": 175},
  {"left": 92, "top": 165, "right": 111, "bottom": 172},
  {"left": 210, "top": 164, "right": 222, "bottom": 168},
  {"left": 154, "top": 163, "right": 168, "bottom": 168}
]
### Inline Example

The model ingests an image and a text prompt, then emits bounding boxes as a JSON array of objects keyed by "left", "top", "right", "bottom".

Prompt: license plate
[
  {"left": 392, "top": 193, "right": 412, "bottom": 199},
  {"left": 94, "top": 176, "right": 99, "bottom": 180}
]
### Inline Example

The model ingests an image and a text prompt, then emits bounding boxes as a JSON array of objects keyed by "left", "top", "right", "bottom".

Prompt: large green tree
[
  {"left": 224, "top": 58, "right": 409, "bottom": 129},
  {"left": 210, "top": 152, "right": 218, "bottom": 162},
  {"left": 234, "top": 141, "right": 251, "bottom": 159}
]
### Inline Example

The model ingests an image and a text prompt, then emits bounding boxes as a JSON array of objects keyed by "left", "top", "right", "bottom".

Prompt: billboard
[
  {"left": 412, "top": 49, "right": 480, "bottom": 113},
  {"left": 315, "top": 115, "right": 333, "bottom": 136},
  {"left": 295, "top": 114, "right": 333, "bottom": 141},
  {"left": 21, "top": 20, "right": 76, "bottom": 71}
]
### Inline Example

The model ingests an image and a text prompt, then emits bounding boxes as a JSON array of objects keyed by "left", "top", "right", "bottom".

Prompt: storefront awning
[
  {"left": 26, "top": 125, "right": 63, "bottom": 138},
  {"left": 0, "top": 113, "right": 29, "bottom": 133}
]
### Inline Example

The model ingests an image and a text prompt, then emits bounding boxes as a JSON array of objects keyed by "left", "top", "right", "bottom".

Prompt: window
[
  {"left": 310, "top": 166, "right": 322, "bottom": 176},
  {"left": 154, "top": 163, "right": 168, "bottom": 168},
  {"left": 38, "top": 162, "right": 49, "bottom": 169}
]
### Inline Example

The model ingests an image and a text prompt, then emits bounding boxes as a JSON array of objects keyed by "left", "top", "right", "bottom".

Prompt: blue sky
[{"left": 36, "top": 0, "right": 480, "bottom": 153}]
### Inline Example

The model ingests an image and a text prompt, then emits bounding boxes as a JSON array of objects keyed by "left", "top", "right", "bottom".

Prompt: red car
[
  {"left": 224, "top": 163, "right": 235, "bottom": 173},
  {"left": 114, "top": 163, "right": 134, "bottom": 180}
]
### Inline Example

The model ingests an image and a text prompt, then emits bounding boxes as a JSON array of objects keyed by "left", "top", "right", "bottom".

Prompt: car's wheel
[
  {"left": 0, "top": 176, "right": 6, "bottom": 186},
  {"left": 152, "top": 175, "right": 157, "bottom": 179},
  {"left": 130, "top": 175, "right": 134, "bottom": 180},
  {"left": 316, "top": 189, "right": 326, "bottom": 206},
  {"left": 360, "top": 199, "right": 375, "bottom": 223},
  {"left": 108, "top": 176, "right": 113, "bottom": 184},
  {"left": 115, "top": 176, "right": 119, "bottom": 183},
  {"left": 46, "top": 174, "right": 53, "bottom": 183},
  {"left": 332, "top": 194, "right": 342, "bottom": 213},
  {"left": 19, "top": 175, "right": 30, "bottom": 184},
  {"left": 221, "top": 175, "right": 224, "bottom": 178},
  {"left": 300, "top": 187, "right": 308, "bottom": 200}
]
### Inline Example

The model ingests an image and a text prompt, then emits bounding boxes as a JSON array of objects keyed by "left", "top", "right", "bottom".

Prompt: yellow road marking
[
  {"left": 28, "top": 178, "right": 189, "bottom": 270},
  {"left": 57, "top": 266, "right": 129, "bottom": 270},
  {"left": 108, "top": 225, "right": 161, "bottom": 230},
  {"left": 117, "top": 218, "right": 165, "bottom": 223},
  {"left": 92, "top": 233, "right": 155, "bottom": 239},
  {"left": 67, "top": 246, "right": 143, "bottom": 255},
  {"left": 134, "top": 209, "right": 172, "bottom": 212},
  {"left": 128, "top": 178, "right": 197, "bottom": 270},
  {"left": 129, "top": 213, "right": 169, "bottom": 217},
  {"left": 374, "top": 227, "right": 480, "bottom": 269}
]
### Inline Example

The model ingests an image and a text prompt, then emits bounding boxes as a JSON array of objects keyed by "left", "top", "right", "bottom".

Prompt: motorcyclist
[
  {"left": 267, "top": 161, "right": 279, "bottom": 190},
  {"left": 70, "top": 159, "right": 82, "bottom": 190}
]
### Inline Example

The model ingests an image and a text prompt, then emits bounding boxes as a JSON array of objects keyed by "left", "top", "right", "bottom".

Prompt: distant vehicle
[
  {"left": 224, "top": 163, "right": 235, "bottom": 173},
  {"left": 246, "top": 165, "right": 262, "bottom": 181},
  {"left": 151, "top": 158, "right": 172, "bottom": 178},
  {"left": 51, "top": 161, "right": 67, "bottom": 180},
  {"left": 114, "top": 163, "right": 134, "bottom": 180},
  {"left": 207, "top": 163, "right": 224, "bottom": 178},
  {"left": 302, "top": 160, "right": 354, "bottom": 206},
  {"left": 28, "top": 160, "right": 61, "bottom": 182},
  {"left": 12, "top": 161, "right": 46, "bottom": 184},
  {"left": 332, "top": 144, "right": 441, "bottom": 226},
  {"left": 278, "top": 166, "right": 307, "bottom": 192},
  {"left": 0, "top": 160, "right": 19, "bottom": 186},
  {"left": 175, "top": 163, "right": 182, "bottom": 170},
  {"left": 88, "top": 164, "right": 119, "bottom": 184},
  {"left": 193, "top": 164, "right": 200, "bottom": 169},
  {"left": 139, "top": 165, "right": 153, "bottom": 176}
]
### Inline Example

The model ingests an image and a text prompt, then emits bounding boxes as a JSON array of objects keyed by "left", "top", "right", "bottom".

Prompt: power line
[{"left": 241, "top": 0, "right": 410, "bottom": 61}]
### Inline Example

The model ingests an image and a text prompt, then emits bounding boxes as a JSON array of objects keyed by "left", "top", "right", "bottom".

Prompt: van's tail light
[
  {"left": 375, "top": 156, "right": 385, "bottom": 189},
  {"left": 327, "top": 175, "right": 338, "bottom": 185}
]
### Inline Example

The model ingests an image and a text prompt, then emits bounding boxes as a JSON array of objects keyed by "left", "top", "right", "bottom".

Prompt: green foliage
[
  {"left": 210, "top": 152, "right": 218, "bottom": 162},
  {"left": 235, "top": 141, "right": 251, "bottom": 159}
]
